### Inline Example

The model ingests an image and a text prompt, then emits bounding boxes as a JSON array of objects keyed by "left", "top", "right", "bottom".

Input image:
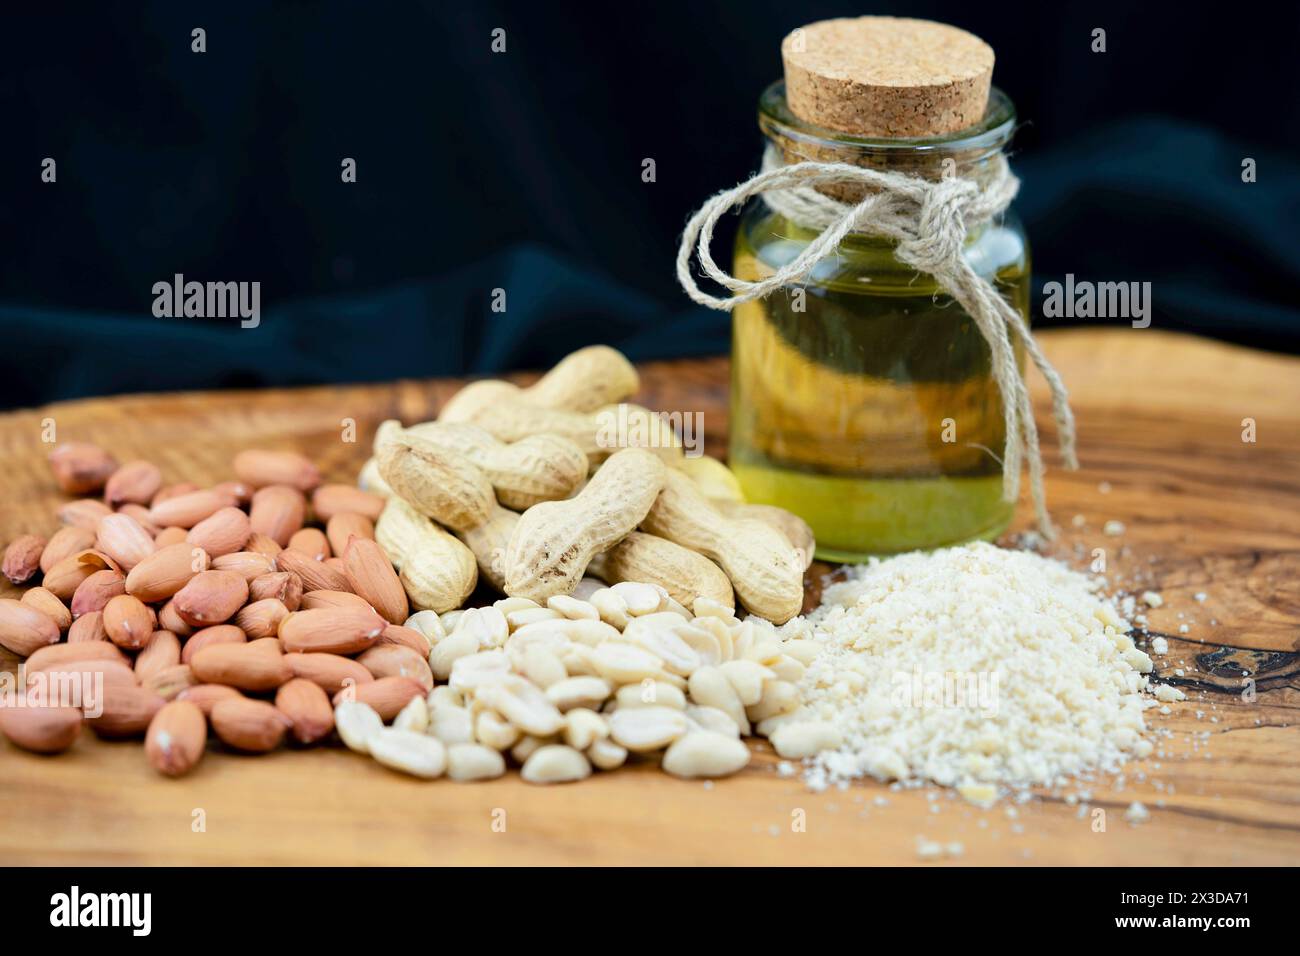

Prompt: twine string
[{"left": 676, "top": 148, "right": 1078, "bottom": 536}]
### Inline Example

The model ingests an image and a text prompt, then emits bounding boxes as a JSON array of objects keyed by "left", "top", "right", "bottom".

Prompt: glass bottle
[{"left": 729, "top": 81, "right": 1028, "bottom": 561}]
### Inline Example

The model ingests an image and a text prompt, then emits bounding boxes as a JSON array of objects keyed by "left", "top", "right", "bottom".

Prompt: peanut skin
[
  {"left": 374, "top": 497, "right": 476, "bottom": 612},
  {"left": 377, "top": 435, "right": 496, "bottom": 532},
  {"left": 379, "top": 421, "right": 588, "bottom": 511},
  {"left": 713, "top": 500, "right": 816, "bottom": 570},
  {"left": 438, "top": 393, "right": 680, "bottom": 468},
  {"left": 587, "top": 531, "right": 734, "bottom": 609},
  {"left": 505, "top": 448, "right": 666, "bottom": 602},
  {"left": 376, "top": 434, "right": 520, "bottom": 590},
  {"left": 437, "top": 345, "right": 639, "bottom": 417},
  {"left": 459, "top": 506, "right": 519, "bottom": 592},
  {"left": 524, "top": 345, "right": 640, "bottom": 411},
  {"left": 641, "top": 470, "right": 804, "bottom": 624}
]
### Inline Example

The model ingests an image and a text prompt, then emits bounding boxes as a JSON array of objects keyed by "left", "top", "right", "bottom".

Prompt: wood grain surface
[{"left": 1, "top": 329, "right": 1297, "bottom": 866}]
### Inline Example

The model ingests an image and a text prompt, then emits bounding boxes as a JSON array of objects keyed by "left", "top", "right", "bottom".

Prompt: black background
[
  {"left": 6, "top": 867, "right": 1279, "bottom": 939},
  {"left": 1, "top": 1, "right": 1296, "bottom": 409}
]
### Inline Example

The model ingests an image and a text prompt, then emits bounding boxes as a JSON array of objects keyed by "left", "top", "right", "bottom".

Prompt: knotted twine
[{"left": 676, "top": 147, "right": 1078, "bottom": 536}]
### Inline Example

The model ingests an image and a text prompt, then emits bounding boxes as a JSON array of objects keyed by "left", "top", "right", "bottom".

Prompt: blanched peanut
[
  {"left": 678, "top": 623, "right": 725, "bottom": 669},
  {"left": 553, "top": 639, "right": 598, "bottom": 676},
  {"left": 335, "top": 700, "right": 383, "bottom": 754},
  {"left": 545, "top": 675, "right": 612, "bottom": 712},
  {"left": 393, "top": 695, "right": 430, "bottom": 733},
  {"left": 426, "top": 685, "right": 464, "bottom": 712},
  {"left": 767, "top": 655, "right": 806, "bottom": 683},
  {"left": 608, "top": 706, "right": 689, "bottom": 752},
  {"left": 475, "top": 710, "right": 520, "bottom": 751},
  {"left": 770, "top": 721, "right": 843, "bottom": 759},
  {"left": 743, "top": 639, "right": 785, "bottom": 666},
  {"left": 614, "top": 680, "right": 687, "bottom": 711},
  {"left": 514, "top": 617, "right": 621, "bottom": 648},
  {"left": 662, "top": 732, "right": 750, "bottom": 779},
  {"left": 509, "top": 734, "right": 553, "bottom": 763},
  {"left": 494, "top": 596, "right": 540, "bottom": 618},
  {"left": 589, "top": 588, "right": 629, "bottom": 630},
  {"left": 621, "top": 614, "right": 712, "bottom": 676},
  {"left": 404, "top": 610, "right": 446, "bottom": 643},
  {"left": 610, "top": 581, "right": 662, "bottom": 616},
  {"left": 503, "top": 627, "right": 570, "bottom": 669},
  {"left": 448, "top": 650, "right": 511, "bottom": 692},
  {"left": 558, "top": 645, "right": 598, "bottom": 677},
  {"left": 661, "top": 595, "right": 692, "bottom": 619},
  {"left": 781, "top": 639, "right": 821, "bottom": 666},
  {"left": 588, "top": 642, "right": 666, "bottom": 684},
  {"left": 685, "top": 705, "right": 741, "bottom": 737},
  {"left": 369, "top": 728, "right": 447, "bottom": 779},
  {"left": 731, "top": 620, "right": 759, "bottom": 660},
  {"left": 690, "top": 615, "right": 736, "bottom": 662},
  {"left": 429, "top": 705, "right": 474, "bottom": 745},
  {"left": 746, "top": 680, "right": 800, "bottom": 723},
  {"left": 654, "top": 670, "right": 688, "bottom": 692},
  {"left": 521, "top": 744, "right": 592, "bottom": 785},
  {"left": 429, "top": 630, "right": 479, "bottom": 681},
  {"left": 520, "top": 645, "right": 567, "bottom": 689},
  {"left": 693, "top": 596, "right": 736, "bottom": 622},
  {"left": 587, "top": 738, "right": 628, "bottom": 771},
  {"left": 476, "top": 675, "right": 565, "bottom": 737},
  {"left": 719, "top": 659, "right": 774, "bottom": 707},
  {"left": 506, "top": 607, "right": 562, "bottom": 630},
  {"left": 453, "top": 606, "right": 509, "bottom": 649},
  {"left": 447, "top": 742, "right": 506, "bottom": 781},
  {"left": 545, "top": 594, "right": 599, "bottom": 621},
  {"left": 563, "top": 708, "right": 609, "bottom": 750},
  {"left": 755, "top": 712, "right": 801, "bottom": 739},
  {"left": 688, "top": 666, "right": 750, "bottom": 734}
]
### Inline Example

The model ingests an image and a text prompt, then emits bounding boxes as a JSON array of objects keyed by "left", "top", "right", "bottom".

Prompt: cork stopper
[{"left": 782, "top": 16, "right": 993, "bottom": 137}]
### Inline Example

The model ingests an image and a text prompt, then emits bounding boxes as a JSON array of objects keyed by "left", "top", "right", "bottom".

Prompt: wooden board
[{"left": 1, "top": 329, "right": 1297, "bottom": 866}]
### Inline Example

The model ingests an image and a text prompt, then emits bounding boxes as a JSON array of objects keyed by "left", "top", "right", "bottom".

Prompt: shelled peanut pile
[{"left": 0, "top": 346, "right": 825, "bottom": 783}]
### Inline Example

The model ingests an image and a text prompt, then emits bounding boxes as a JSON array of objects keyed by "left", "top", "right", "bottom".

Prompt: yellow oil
[{"left": 729, "top": 208, "right": 1030, "bottom": 560}]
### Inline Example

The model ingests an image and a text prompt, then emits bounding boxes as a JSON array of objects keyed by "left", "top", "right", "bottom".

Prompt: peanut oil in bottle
[
  {"left": 729, "top": 199, "right": 1029, "bottom": 561},
  {"left": 718, "top": 18, "right": 1032, "bottom": 561}
]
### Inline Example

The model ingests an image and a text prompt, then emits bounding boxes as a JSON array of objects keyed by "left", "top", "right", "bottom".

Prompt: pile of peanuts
[
  {"left": 0, "top": 346, "right": 822, "bottom": 783},
  {"left": 335, "top": 581, "right": 821, "bottom": 782}
]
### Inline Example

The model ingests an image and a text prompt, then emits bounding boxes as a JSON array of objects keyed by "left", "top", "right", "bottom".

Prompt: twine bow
[{"left": 676, "top": 148, "right": 1078, "bottom": 536}]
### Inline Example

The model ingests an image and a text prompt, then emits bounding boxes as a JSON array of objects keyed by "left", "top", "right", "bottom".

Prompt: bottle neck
[{"left": 758, "top": 81, "right": 1016, "bottom": 198}]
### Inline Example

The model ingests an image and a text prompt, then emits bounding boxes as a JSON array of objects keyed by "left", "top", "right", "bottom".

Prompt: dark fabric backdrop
[{"left": 1, "top": 0, "right": 1297, "bottom": 409}]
